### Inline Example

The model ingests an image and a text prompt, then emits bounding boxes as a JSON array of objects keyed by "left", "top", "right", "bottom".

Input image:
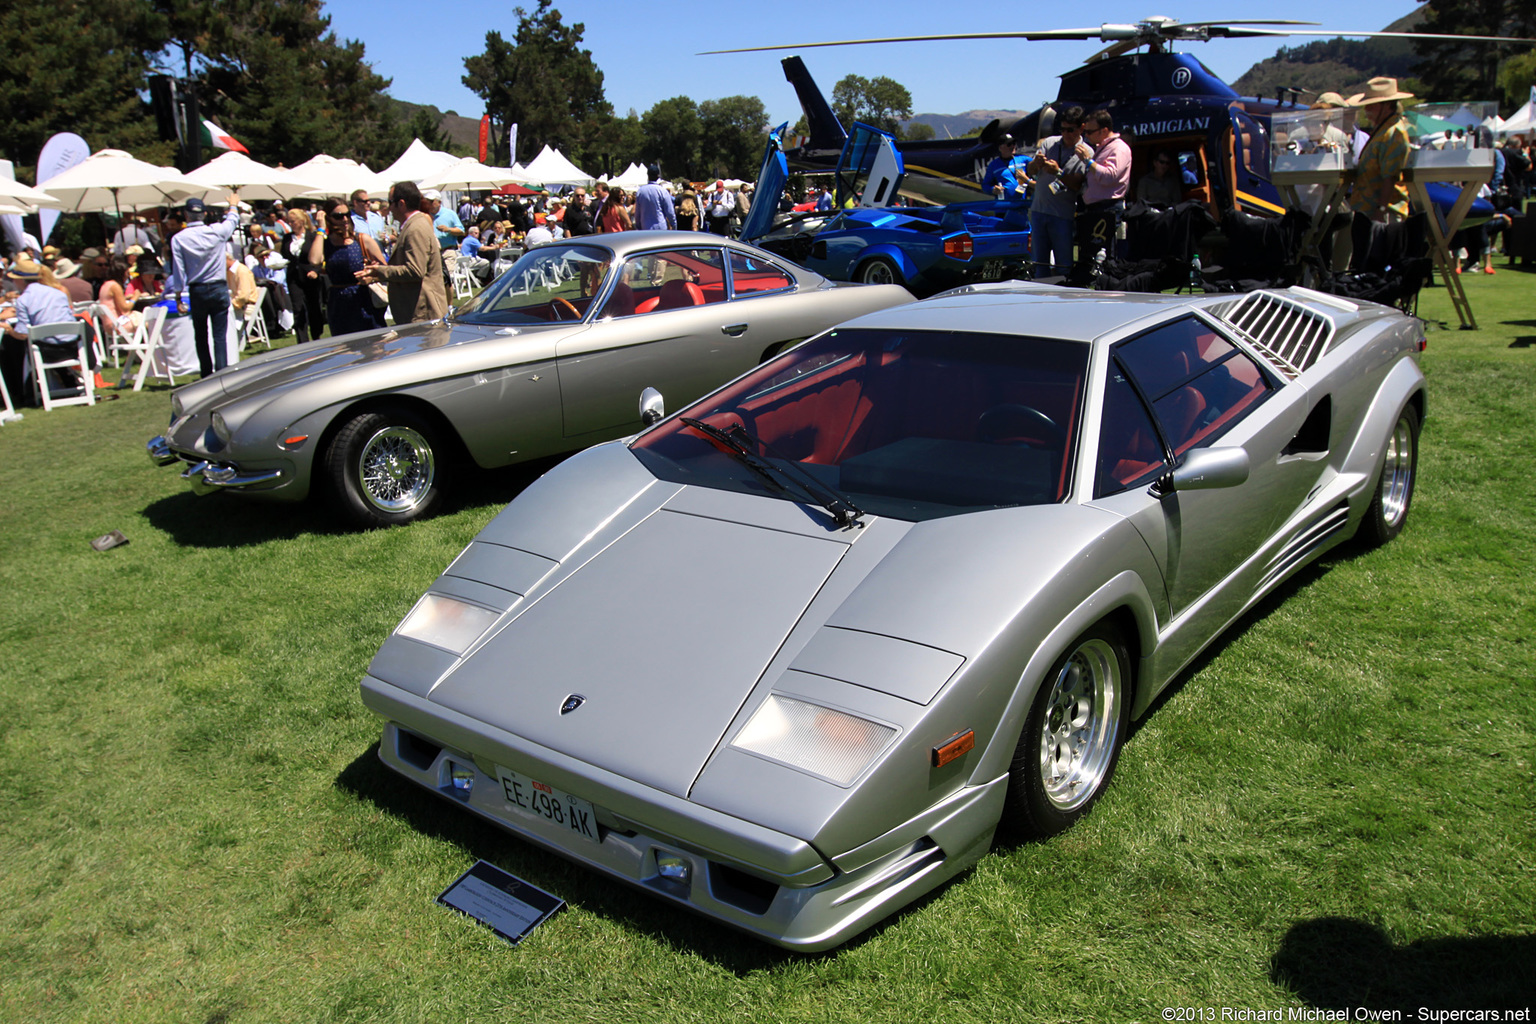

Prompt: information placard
[{"left": 436, "top": 860, "right": 564, "bottom": 947}]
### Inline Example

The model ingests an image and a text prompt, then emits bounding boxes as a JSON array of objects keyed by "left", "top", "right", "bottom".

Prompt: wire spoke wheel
[{"left": 357, "top": 426, "right": 435, "bottom": 513}]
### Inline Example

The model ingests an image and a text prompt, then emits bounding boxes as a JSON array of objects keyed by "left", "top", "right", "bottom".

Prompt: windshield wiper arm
[{"left": 681, "top": 417, "right": 865, "bottom": 528}]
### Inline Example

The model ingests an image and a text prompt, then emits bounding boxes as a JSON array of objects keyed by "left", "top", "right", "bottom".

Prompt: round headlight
[
  {"left": 210, "top": 411, "right": 231, "bottom": 445},
  {"left": 170, "top": 393, "right": 185, "bottom": 419}
]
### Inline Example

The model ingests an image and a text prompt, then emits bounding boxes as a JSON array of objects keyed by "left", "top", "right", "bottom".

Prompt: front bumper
[
  {"left": 146, "top": 434, "right": 285, "bottom": 495},
  {"left": 366, "top": 676, "right": 1002, "bottom": 951}
]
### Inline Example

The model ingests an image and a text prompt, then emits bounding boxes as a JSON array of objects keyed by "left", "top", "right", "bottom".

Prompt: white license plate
[{"left": 495, "top": 767, "right": 600, "bottom": 844}]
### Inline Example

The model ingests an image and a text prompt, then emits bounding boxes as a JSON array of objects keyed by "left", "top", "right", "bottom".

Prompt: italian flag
[{"left": 200, "top": 119, "right": 249, "bottom": 155}]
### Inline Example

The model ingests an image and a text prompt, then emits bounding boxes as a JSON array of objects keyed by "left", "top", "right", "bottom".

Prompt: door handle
[{"left": 720, "top": 323, "right": 748, "bottom": 337}]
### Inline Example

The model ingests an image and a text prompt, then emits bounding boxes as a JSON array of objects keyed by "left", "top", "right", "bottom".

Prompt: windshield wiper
[{"left": 681, "top": 417, "right": 865, "bottom": 528}]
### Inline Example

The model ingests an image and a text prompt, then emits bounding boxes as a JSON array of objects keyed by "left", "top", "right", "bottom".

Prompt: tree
[
  {"left": 406, "top": 108, "right": 455, "bottom": 155},
  {"left": 0, "top": 0, "right": 170, "bottom": 173},
  {"left": 1412, "top": 0, "right": 1536, "bottom": 107},
  {"left": 698, "top": 95, "right": 769, "bottom": 179},
  {"left": 1500, "top": 48, "right": 1536, "bottom": 109},
  {"left": 580, "top": 110, "right": 646, "bottom": 180},
  {"left": 904, "top": 122, "right": 936, "bottom": 142},
  {"left": 831, "top": 75, "right": 914, "bottom": 136},
  {"left": 461, "top": 3, "right": 610, "bottom": 164},
  {"left": 642, "top": 96, "right": 703, "bottom": 179}
]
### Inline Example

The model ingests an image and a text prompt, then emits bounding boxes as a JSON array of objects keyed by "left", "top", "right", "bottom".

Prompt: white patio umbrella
[
  {"left": 418, "top": 157, "right": 534, "bottom": 191},
  {"left": 40, "top": 149, "right": 202, "bottom": 219},
  {"left": 0, "top": 177, "right": 63, "bottom": 213},
  {"left": 184, "top": 151, "right": 316, "bottom": 202},
  {"left": 290, "top": 154, "right": 390, "bottom": 199}
]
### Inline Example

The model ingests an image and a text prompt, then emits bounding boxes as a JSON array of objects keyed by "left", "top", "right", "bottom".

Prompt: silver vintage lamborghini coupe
[
  {"left": 361, "top": 282, "right": 1425, "bottom": 949},
  {"left": 146, "top": 232, "right": 913, "bottom": 526}
]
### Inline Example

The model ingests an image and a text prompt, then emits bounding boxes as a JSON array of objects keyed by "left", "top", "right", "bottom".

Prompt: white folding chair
[
  {"left": 27, "top": 321, "right": 95, "bottom": 411},
  {"left": 116, "top": 305, "right": 172, "bottom": 392},
  {"left": 240, "top": 304, "right": 271, "bottom": 350},
  {"left": 74, "top": 301, "right": 109, "bottom": 369},
  {"left": 0, "top": 363, "right": 19, "bottom": 424}
]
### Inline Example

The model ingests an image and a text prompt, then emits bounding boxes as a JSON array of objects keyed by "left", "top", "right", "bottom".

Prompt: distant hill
[
  {"left": 904, "top": 109, "right": 1029, "bottom": 139},
  {"left": 381, "top": 97, "right": 482, "bottom": 154},
  {"left": 1232, "top": 9, "right": 1424, "bottom": 101}
]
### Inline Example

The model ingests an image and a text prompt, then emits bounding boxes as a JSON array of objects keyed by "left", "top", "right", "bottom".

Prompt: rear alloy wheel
[
  {"left": 326, "top": 408, "right": 443, "bottom": 528},
  {"left": 1002, "top": 622, "right": 1131, "bottom": 840},
  {"left": 856, "top": 256, "right": 902, "bottom": 287},
  {"left": 1358, "top": 404, "right": 1419, "bottom": 547}
]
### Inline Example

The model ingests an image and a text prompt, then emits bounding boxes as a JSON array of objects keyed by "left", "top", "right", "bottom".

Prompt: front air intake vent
[{"left": 1211, "top": 291, "right": 1338, "bottom": 379}]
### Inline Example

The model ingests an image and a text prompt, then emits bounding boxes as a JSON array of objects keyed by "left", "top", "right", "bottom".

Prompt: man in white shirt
[{"left": 165, "top": 191, "right": 241, "bottom": 377}]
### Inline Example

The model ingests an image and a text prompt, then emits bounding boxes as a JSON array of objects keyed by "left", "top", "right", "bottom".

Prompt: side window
[
  {"left": 599, "top": 249, "right": 727, "bottom": 318},
  {"left": 1096, "top": 363, "right": 1164, "bottom": 496},
  {"left": 729, "top": 251, "right": 794, "bottom": 297},
  {"left": 1116, "top": 317, "right": 1273, "bottom": 458}
]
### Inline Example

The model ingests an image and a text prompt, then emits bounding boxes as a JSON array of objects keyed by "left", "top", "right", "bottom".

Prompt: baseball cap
[
  {"left": 422, "top": 189, "right": 442, "bottom": 201},
  {"left": 184, "top": 197, "right": 206, "bottom": 215}
]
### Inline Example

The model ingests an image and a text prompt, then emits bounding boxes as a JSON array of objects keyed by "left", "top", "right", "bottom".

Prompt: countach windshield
[
  {"left": 632, "top": 328, "right": 1089, "bottom": 521},
  {"left": 453, "top": 243, "right": 612, "bottom": 325}
]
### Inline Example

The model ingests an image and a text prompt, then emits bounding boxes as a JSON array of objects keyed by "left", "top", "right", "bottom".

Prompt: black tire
[
  {"left": 1358, "top": 404, "right": 1419, "bottom": 548},
  {"left": 855, "top": 256, "right": 902, "bottom": 287},
  {"left": 325, "top": 408, "right": 443, "bottom": 528},
  {"left": 1001, "top": 621, "right": 1132, "bottom": 841}
]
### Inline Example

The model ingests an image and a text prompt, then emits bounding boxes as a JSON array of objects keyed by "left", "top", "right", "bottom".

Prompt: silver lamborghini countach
[
  {"left": 361, "top": 282, "right": 1425, "bottom": 949},
  {"left": 146, "top": 232, "right": 912, "bottom": 526}
]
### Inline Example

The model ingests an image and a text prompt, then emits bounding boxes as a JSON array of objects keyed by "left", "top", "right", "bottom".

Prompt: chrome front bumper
[{"left": 146, "top": 435, "right": 284, "bottom": 495}]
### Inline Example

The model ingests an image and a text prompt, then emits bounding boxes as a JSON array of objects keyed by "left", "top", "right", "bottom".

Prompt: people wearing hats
[
  {"left": 1346, "top": 77, "right": 1415, "bottom": 226},
  {"left": 3, "top": 257, "right": 88, "bottom": 402},
  {"left": 165, "top": 190, "right": 242, "bottom": 378},
  {"left": 40, "top": 245, "right": 61, "bottom": 269},
  {"left": 704, "top": 179, "right": 733, "bottom": 235},
  {"left": 425, "top": 189, "right": 465, "bottom": 250},
  {"left": 112, "top": 216, "right": 159, "bottom": 257},
  {"left": 983, "top": 134, "right": 1033, "bottom": 202},
  {"left": 53, "top": 257, "right": 93, "bottom": 304}
]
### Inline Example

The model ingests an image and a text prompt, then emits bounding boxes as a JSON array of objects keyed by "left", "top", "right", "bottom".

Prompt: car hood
[
  {"left": 182, "top": 317, "right": 575, "bottom": 409},
  {"left": 425, "top": 498, "right": 854, "bottom": 799}
]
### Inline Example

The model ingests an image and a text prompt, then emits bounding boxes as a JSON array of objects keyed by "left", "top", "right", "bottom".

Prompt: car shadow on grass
[
  {"left": 1271, "top": 916, "right": 1536, "bottom": 1011},
  {"left": 140, "top": 456, "right": 566, "bottom": 548},
  {"left": 1497, "top": 318, "right": 1536, "bottom": 347},
  {"left": 334, "top": 745, "right": 827, "bottom": 972}
]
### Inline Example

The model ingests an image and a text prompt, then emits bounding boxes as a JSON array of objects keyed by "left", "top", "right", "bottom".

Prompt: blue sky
[{"left": 322, "top": 0, "right": 1422, "bottom": 141}]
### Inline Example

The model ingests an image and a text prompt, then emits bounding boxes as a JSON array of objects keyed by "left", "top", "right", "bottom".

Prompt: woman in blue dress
[{"left": 308, "top": 200, "right": 387, "bottom": 337}]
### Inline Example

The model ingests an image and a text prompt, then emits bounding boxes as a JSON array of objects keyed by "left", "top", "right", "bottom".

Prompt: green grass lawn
[{"left": 1, "top": 270, "right": 1531, "bottom": 1023}]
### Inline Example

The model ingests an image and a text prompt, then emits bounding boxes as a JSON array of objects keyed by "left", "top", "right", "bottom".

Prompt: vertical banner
[
  {"left": 35, "top": 132, "right": 90, "bottom": 243},
  {"left": 508, "top": 123, "right": 518, "bottom": 167},
  {"left": 0, "top": 159, "right": 24, "bottom": 255},
  {"left": 479, "top": 116, "right": 490, "bottom": 163}
]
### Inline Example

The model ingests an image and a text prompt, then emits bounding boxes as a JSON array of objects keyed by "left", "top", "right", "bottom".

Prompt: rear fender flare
[
  {"left": 967, "top": 569, "right": 1160, "bottom": 787},
  {"left": 1339, "top": 355, "right": 1426, "bottom": 513},
  {"left": 850, "top": 244, "right": 918, "bottom": 283}
]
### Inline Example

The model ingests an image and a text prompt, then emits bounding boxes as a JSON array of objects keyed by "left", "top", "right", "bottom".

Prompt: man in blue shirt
[
  {"left": 981, "top": 134, "right": 1032, "bottom": 201},
  {"left": 165, "top": 191, "right": 241, "bottom": 378},
  {"left": 634, "top": 166, "right": 676, "bottom": 231},
  {"left": 426, "top": 189, "right": 466, "bottom": 250},
  {"left": 349, "top": 190, "right": 387, "bottom": 243}
]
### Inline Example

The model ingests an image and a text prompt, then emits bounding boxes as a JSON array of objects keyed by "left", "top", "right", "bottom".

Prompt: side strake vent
[{"left": 1211, "top": 291, "right": 1338, "bottom": 379}]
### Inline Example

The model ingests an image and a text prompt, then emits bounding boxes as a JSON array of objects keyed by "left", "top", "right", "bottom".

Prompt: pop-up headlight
[
  {"left": 731, "top": 694, "right": 897, "bottom": 787},
  {"left": 396, "top": 594, "right": 499, "bottom": 655}
]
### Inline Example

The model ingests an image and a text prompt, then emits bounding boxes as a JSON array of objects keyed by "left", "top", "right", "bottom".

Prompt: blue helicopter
[{"left": 714, "top": 17, "right": 1527, "bottom": 220}]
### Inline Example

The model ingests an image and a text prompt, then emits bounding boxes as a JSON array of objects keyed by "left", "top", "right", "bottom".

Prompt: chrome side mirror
[
  {"left": 639, "top": 387, "right": 666, "bottom": 426},
  {"left": 1155, "top": 446, "right": 1250, "bottom": 496}
]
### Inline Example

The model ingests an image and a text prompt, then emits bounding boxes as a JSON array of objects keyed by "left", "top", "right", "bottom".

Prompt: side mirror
[
  {"left": 1153, "top": 446, "right": 1250, "bottom": 496},
  {"left": 639, "top": 387, "right": 665, "bottom": 426}
]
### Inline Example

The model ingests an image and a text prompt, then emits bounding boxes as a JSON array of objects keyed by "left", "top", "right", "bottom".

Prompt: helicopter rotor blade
[
  {"left": 702, "top": 28, "right": 1117, "bottom": 55},
  {"left": 1224, "top": 28, "right": 1536, "bottom": 43}
]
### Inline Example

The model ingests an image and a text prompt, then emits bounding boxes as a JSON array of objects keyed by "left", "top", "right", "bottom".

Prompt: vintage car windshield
[
  {"left": 453, "top": 243, "right": 612, "bottom": 326},
  {"left": 631, "top": 327, "right": 1089, "bottom": 522}
]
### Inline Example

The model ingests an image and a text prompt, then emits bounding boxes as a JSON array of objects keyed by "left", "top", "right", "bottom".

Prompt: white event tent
[
  {"left": 378, "top": 138, "right": 459, "bottom": 185},
  {"left": 519, "top": 145, "right": 593, "bottom": 186},
  {"left": 290, "top": 154, "right": 390, "bottom": 199}
]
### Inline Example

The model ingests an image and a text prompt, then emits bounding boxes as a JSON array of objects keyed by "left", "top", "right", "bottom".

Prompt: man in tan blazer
[{"left": 358, "top": 180, "right": 446, "bottom": 324}]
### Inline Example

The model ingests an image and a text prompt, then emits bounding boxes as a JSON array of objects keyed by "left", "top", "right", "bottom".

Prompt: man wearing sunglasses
[
  {"left": 1075, "top": 109, "right": 1131, "bottom": 283},
  {"left": 1027, "top": 105, "right": 1090, "bottom": 278}
]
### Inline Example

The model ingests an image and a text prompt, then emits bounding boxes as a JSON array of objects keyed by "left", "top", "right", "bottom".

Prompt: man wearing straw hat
[{"left": 1346, "top": 77, "right": 1415, "bottom": 225}]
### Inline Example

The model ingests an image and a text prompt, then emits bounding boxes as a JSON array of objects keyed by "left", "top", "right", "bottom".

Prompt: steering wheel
[
  {"left": 978, "top": 403, "right": 1065, "bottom": 449},
  {"left": 551, "top": 297, "right": 580, "bottom": 321}
]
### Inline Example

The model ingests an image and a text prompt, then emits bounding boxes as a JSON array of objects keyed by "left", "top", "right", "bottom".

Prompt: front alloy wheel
[{"left": 1003, "top": 622, "right": 1131, "bottom": 839}]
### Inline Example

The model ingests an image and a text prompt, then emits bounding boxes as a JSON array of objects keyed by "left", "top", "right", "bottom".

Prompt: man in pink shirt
[{"left": 1073, "top": 109, "right": 1132, "bottom": 284}]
